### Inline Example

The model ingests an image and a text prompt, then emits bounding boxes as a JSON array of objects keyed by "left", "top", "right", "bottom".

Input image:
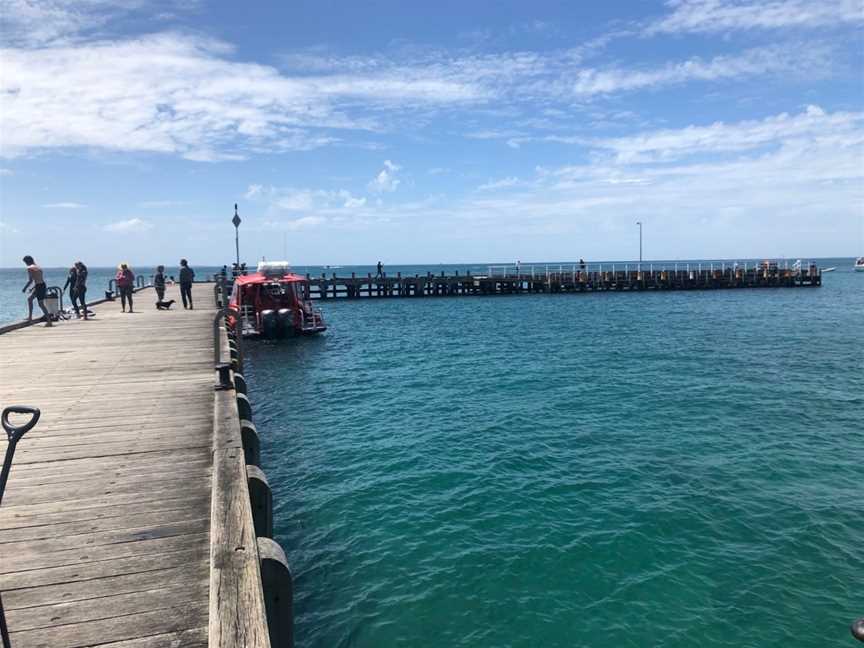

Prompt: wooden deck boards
[{"left": 0, "top": 284, "right": 217, "bottom": 648}]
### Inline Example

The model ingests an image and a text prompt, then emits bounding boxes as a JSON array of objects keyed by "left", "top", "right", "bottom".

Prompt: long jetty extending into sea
[
  {"left": 303, "top": 261, "right": 821, "bottom": 299},
  {"left": 0, "top": 284, "right": 289, "bottom": 648}
]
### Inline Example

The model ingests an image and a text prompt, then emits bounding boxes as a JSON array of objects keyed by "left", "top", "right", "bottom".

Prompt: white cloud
[
  {"left": 104, "top": 217, "right": 152, "bottom": 232},
  {"left": 0, "top": 33, "right": 481, "bottom": 160},
  {"left": 343, "top": 196, "right": 367, "bottom": 208},
  {"left": 560, "top": 45, "right": 829, "bottom": 97},
  {"left": 477, "top": 177, "right": 522, "bottom": 191},
  {"left": 647, "top": 0, "right": 863, "bottom": 35},
  {"left": 43, "top": 201, "right": 85, "bottom": 208},
  {"left": 263, "top": 215, "right": 325, "bottom": 230},
  {"left": 244, "top": 184, "right": 264, "bottom": 199},
  {"left": 0, "top": 168, "right": 13, "bottom": 176},
  {"left": 593, "top": 105, "right": 862, "bottom": 163},
  {"left": 0, "top": 15, "right": 836, "bottom": 161},
  {"left": 0, "top": 0, "right": 199, "bottom": 47},
  {"left": 237, "top": 107, "right": 862, "bottom": 255},
  {"left": 368, "top": 160, "right": 401, "bottom": 193}
]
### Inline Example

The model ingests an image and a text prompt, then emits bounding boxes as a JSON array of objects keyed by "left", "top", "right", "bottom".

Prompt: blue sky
[{"left": 0, "top": 0, "right": 862, "bottom": 266}]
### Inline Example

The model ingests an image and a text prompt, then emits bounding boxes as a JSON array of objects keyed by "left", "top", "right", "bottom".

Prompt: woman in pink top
[{"left": 115, "top": 263, "right": 135, "bottom": 313}]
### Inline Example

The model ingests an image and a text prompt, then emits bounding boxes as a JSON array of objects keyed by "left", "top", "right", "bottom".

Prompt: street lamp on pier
[
  {"left": 232, "top": 204, "right": 242, "bottom": 267},
  {"left": 636, "top": 221, "right": 643, "bottom": 268}
]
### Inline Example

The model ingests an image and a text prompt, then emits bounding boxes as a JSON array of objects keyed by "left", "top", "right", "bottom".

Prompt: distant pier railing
[{"left": 303, "top": 261, "right": 821, "bottom": 300}]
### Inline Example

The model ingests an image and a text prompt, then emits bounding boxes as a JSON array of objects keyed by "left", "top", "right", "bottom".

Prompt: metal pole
[
  {"left": 636, "top": 221, "right": 642, "bottom": 266},
  {"left": 232, "top": 204, "right": 242, "bottom": 267}
]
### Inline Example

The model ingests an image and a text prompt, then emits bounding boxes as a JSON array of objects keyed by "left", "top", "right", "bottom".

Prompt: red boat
[{"left": 227, "top": 262, "right": 326, "bottom": 338}]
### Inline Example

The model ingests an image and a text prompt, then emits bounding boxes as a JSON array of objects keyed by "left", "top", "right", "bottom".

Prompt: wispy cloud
[
  {"left": 104, "top": 217, "right": 152, "bottom": 232},
  {"left": 647, "top": 0, "right": 863, "bottom": 35},
  {"left": 368, "top": 160, "right": 401, "bottom": 193},
  {"left": 477, "top": 177, "right": 523, "bottom": 191},
  {"left": 0, "top": 168, "right": 13, "bottom": 176},
  {"left": 0, "top": 0, "right": 198, "bottom": 47},
  {"left": 593, "top": 105, "right": 863, "bottom": 163},
  {"left": 43, "top": 201, "right": 85, "bottom": 208},
  {"left": 1, "top": 17, "right": 836, "bottom": 161},
  {"left": 242, "top": 107, "right": 862, "bottom": 252}
]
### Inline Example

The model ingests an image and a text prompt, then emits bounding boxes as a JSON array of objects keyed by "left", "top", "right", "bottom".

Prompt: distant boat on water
[{"left": 855, "top": 257, "right": 864, "bottom": 272}]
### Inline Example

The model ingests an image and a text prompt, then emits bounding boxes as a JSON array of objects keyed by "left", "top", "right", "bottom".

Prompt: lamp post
[
  {"left": 232, "top": 204, "right": 241, "bottom": 267},
  {"left": 636, "top": 221, "right": 643, "bottom": 268}
]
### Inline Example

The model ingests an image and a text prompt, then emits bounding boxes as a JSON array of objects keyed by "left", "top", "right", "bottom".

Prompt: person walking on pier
[
  {"left": 116, "top": 263, "right": 135, "bottom": 313},
  {"left": 376, "top": 261, "right": 383, "bottom": 277},
  {"left": 154, "top": 265, "right": 167, "bottom": 302},
  {"left": 75, "top": 261, "right": 89, "bottom": 320},
  {"left": 63, "top": 264, "right": 80, "bottom": 317},
  {"left": 21, "top": 255, "right": 52, "bottom": 326},
  {"left": 179, "top": 259, "right": 195, "bottom": 309}
]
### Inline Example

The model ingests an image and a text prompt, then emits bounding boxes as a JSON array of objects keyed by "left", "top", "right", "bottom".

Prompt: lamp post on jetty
[
  {"left": 232, "top": 204, "right": 242, "bottom": 266},
  {"left": 636, "top": 221, "right": 643, "bottom": 268}
]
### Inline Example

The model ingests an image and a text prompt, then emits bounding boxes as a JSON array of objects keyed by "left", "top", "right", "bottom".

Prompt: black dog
[{"left": 155, "top": 299, "right": 176, "bottom": 310}]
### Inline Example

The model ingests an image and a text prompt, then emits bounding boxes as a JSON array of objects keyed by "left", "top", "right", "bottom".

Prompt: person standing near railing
[
  {"left": 21, "top": 255, "right": 52, "bottom": 327},
  {"left": 63, "top": 264, "right": 80, "bottom": 317},
  {"left": 115, "top": 263, "right": 135, "bottom": 313},
  {"left": 179, "top": 259, "right": 195, "bottom": 310},
  {"left": 75, "top": 261, "right": 89, "bottom": 320}
]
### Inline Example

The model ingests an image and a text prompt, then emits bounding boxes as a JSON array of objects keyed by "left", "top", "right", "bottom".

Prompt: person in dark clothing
[
  {"left": 115, "top": 263, "right": 135, "bottom": 313},
  {"left": 154, "top": 265, "right": 166, "bottom": 302},
  {"left": 579, "top": 258, "right": 586, "bottom": 271},
  {"left": 22, "top": 255, "right": 52, "bottom": 326},
  {"left": 73, "top": 261, "right": 88, "bottom": 319},
  {"left": 179, "top": 259, "right": 195, "bottom": 309},
  {"left": 63, "top": 264, "right": 80, "bottom": 317},
  {"left": 376, "top": 261, "right": 383, "bottom": 277},
  {"left": 74, "top": 261, "right": 89, "bottom": 319}
]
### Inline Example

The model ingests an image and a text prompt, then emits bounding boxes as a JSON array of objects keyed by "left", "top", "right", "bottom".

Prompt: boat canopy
[{"left": 233, "top": 271, "right": 307, "bottom": 286}]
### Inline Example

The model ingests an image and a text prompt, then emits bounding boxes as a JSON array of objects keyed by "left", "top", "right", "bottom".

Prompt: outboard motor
[
  {"left": 277, "top": 308, "right": 292, "bottom": 338},
  {"left": 260, "top": 309, "right": 278, "bottom": 338}
]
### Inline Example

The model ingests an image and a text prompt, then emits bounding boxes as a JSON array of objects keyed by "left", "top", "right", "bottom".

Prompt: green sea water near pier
[{"left": 245, "top": 262, "right": 864, "bottom": 648}]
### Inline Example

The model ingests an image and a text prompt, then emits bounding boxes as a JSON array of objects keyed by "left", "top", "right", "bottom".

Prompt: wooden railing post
[
  {"left": 247, "top": 465, "right": 273, "bottom": 539},
  {"left": 257, "top": 538, "right": 294, "bottom": 648}
]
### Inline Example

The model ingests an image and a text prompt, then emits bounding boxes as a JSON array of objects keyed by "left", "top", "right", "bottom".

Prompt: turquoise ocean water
[
  {"left": 1, "top": 259, "right": 861, "bottom": 646},
  {"left": 242, "top": 259, "right": 863, "bottom": 648}
]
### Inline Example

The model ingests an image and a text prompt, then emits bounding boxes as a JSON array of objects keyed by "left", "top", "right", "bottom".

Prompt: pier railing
[{"left": 209, "top": 309, "right": 293, "bottom": 648}]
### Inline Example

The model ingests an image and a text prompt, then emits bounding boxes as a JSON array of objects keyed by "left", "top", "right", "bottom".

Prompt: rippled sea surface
[{"left": 243, "top": 264, "right": 862, "bottom": 648}]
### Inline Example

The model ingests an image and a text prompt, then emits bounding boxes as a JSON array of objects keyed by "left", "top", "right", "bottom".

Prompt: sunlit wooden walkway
[{"left": 0, "top": 284, "right": 217, "bottom": 647}]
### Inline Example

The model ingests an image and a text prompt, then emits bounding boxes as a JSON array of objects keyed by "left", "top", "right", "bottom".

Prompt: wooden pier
[
  {"left": 0, "top": 284, "right": 289, "bottom": 648},
  {"left": 304, "top": 263, "right": 821, "bottom": 300}
]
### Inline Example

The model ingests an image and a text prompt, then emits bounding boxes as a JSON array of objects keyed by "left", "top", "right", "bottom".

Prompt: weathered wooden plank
[
  {"left": 0, "top": 506, "right": 208, "bottom": 543},
  {"left": 8, "top": 582, "right": 206, "bottom": 632},
  {"left": 0, "top": 546, "right": 207, "bottom": 591},
  {"left": 1, "top": 531, "right": 209, "bottom": 573},
  {"left": 1, "top": 518, "right": 208, "bottom": 558},
  {"left": 8, "top": 601, "right": 208, "bottom": 648},
  {"left": 4, "top": 562, "right": 208, "bottom": 609}
]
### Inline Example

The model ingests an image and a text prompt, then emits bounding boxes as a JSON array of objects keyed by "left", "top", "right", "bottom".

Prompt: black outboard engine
[
  {"left": 260, "top": 309, "right": 278, "bottom": 338},
  {"left": 277, "top": 308, "right": 292, "bottom": 338}
]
